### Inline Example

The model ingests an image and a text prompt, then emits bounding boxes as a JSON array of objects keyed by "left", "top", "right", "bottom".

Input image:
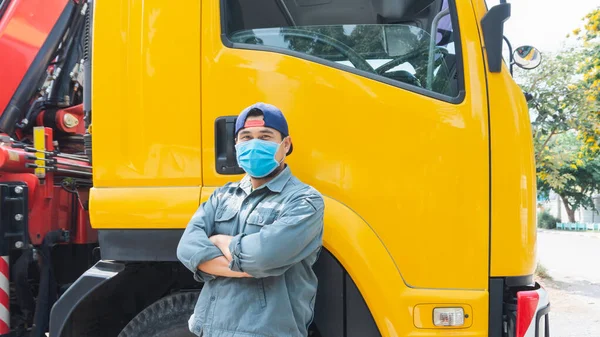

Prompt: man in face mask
[
  {"left": 177, "top": 102, "right": 325, "bottom": 337},
  {"left": 234, "top": 102, "right": 294, "bottom": 182}
]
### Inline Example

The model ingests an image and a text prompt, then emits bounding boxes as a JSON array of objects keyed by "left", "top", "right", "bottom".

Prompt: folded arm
[
  {"left": 176, "top": 189, "right": 250, "bottom": 281},
  {"left": 226, "top": 193, "right": 325, "bottom": 278},
  {"left": 197, "top": 255, "right": 251, "bottom": 278}
]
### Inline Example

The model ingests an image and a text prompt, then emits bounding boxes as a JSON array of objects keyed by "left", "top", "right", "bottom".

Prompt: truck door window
[{"left": 222, "top": 0, "right": 463, "bottom": 100}]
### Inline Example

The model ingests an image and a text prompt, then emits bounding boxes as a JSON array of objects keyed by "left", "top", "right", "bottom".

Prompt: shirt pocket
[
  {"left": 214, "top": 205, "right": 238, "bottom": 235},
  {"left": 244, "top": 208, "right": 279, "bottom": 235}
]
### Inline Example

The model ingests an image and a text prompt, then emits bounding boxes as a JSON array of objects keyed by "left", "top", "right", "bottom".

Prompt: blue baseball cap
[{"left": 235, "top": 102, "right": 293, "bottom": 155}]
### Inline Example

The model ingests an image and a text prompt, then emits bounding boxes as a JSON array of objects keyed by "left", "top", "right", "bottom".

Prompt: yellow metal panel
[
  {"left": 33, "top": 127, "right": 45, "bottom": 178},
  {"left": 89, "top": 186, "right": 201, "bottom": 229},
  {"left": 90, "top": 0, "right": 202, "bottom": 187},
  {"left": 471, "top": 1, "right": 537, "bottom": 277},
  {"left": 201, "top": 0, "right": 489, "bottom": 290}
]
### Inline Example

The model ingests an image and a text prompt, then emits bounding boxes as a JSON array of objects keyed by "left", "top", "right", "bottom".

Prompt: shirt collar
[
  {"left": 265, "top": 165, "right": 292, "bottom": 193},
  {"left": 239, "top": 165, "right": 292, "bottom": 195}
]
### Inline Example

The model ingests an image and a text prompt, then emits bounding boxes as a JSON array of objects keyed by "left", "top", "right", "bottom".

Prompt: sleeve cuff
[
  {"left": 228, "top": 233, "right": 245, "bottom": 272},
  {"left": 190, "top": 248, "right": 224, "bottom": 282},
  {"left": 194, "top": 269, "right": 216, "bottom": 282}
]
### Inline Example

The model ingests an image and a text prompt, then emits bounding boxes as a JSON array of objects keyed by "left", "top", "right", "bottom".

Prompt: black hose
[
  {"left": 14, "top": 249, "right": 35, "bottom": 322},
  {"left": 62, "top": 180, "right": 80, "bottom": 241},
  {"left": 83, "top": 0, "right": 93, "bottom": 163},
  {"left": 15, "top": 97, "right": 44, "bottom": 130},
  {"left": 51, "top": 3, "right": 86, "bottom": 101},
  {"left": 30, "top": 231, "right": 64, "bottom": 337},
  {"left": 83, "top": 0, "right": 93, "bottom": 128}
]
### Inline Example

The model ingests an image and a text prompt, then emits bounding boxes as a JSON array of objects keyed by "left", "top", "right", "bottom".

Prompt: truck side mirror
[{"left": 513, "top": 45, "right": 542, "bottom": 70}]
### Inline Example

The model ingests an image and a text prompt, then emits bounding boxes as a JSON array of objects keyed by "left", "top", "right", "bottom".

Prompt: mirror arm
[
  {"left": 503, "top": 36, "right": 514, "bottom": 75},
  {"left": 481, "top": 3, "right": 511, "bottom": 73}
]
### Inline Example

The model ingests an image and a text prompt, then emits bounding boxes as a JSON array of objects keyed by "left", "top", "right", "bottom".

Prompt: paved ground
[{"left": 537, "top": 229, "right": 600, "bottom": 337}]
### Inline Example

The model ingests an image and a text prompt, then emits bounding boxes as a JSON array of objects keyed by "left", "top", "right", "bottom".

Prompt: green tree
[
  {"left": 570, "top": 7, "right": 600, "bottom": 156},
  {"left": 517, "top": 48, "right": 600, "bottom": 221},
  {"left": 517, "top": 49, "right": 597, "bottom": 162},
  {"left": 537, "top": 132, "right": 600, "bottom": 222},
  {"left": 572, "top": 7, "right": 600, "bottom": 102}
]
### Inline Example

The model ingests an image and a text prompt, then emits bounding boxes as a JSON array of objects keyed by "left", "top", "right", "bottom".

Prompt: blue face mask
[{"left": 235, "top": 138, "right": 285, "bottom": 178}]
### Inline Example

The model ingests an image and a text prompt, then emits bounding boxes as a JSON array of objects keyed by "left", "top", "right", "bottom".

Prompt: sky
[{"left": 486, "top": 0, "right": 599, "bottom": 53}]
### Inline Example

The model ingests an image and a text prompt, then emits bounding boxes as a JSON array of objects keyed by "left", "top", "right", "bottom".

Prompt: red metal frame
[
  {"left": 36, "top": 103, "right": 86, "bottom": 134},
  {"left": 0, "top": 0, "right": 68, "bottom": 115},
  {"left": 0, "top": 127, "right": 95, "bottom": 246}
]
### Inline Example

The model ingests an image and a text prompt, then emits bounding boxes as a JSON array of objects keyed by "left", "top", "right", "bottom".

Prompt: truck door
[{"left": 200, "top": 0, "right": 490, "bottom": 292}]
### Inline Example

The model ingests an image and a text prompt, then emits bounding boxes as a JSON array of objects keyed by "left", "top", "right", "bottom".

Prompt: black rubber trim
[
  {"left": 313, "top": 249, "right": 344, "bottom": 337},
  {"left": 504, "top": 274, "right": 534, "bottom": 287},
  {"left": 218, "top": 0, "right": 466, "bottom": 105},
  {"left": 0, "top": 0, "right": 11, "bottom": 21},
  {"left": 535, "top": 302, "right": 551, "bottom": 337},
  {"left": 98, "top": 229, "right": 183, "bottom": 261},
  {"left": 488, "top": 278, "right": 504, "bottom": 337},
  {"left": 446, "top": 0, "right": 466, "bottom": 104},
  {"left": 480, "top": 3, "right": 511, "bottom": 73},
  {"left": 346, "top": 272, "right": 380, "bottom": 337},
  {"left": 49, "top": 260, "right": 125, "bottom": 337}
]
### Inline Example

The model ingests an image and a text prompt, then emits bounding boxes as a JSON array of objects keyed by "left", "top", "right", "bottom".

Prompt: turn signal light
[{"left": 433, "top": 308, "right": 465, "bottom": 326}]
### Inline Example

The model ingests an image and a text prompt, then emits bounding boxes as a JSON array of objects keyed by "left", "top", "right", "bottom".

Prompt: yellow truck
[{"left": 48, "top": 0, "right": 550, "bottom": 336}]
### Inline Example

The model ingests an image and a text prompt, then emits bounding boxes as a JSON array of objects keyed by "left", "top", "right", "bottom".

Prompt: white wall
[{"left": 539, "top": 191, "right": 600, "bottom": 223}]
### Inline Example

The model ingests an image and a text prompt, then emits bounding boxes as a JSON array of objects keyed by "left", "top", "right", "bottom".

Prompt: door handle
[{"left": 215, "top": 116, "right": 244, "bottom": 175}]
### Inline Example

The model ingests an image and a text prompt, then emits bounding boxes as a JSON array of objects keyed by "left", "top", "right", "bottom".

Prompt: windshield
[{"left": 224, "top": 0, "right": 460, "bottom": 98}]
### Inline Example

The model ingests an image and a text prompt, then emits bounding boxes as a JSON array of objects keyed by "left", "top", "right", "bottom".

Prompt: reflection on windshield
[
  {"left": 336, "top": 59, "right": 416, "bottom": 74},
  {"left": 229, "top": 24, "right": 433, "bottom": 77},
  {"left": 229, "top": 23, "right": 458, "bottom": 97},
  {"left": 230, "top": 24, "right": 430, "bottom": 61}
]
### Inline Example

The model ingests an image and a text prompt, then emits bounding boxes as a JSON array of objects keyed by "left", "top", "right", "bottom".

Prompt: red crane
[{"left": 0, "top": 0, "right": 97, "bottom": 335}]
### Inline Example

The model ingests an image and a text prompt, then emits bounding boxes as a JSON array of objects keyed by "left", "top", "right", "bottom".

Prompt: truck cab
[{"left": 2, "top": 0, "right": 550, "bottom": 336}]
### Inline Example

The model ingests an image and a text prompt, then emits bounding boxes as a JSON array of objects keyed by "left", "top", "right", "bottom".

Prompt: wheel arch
[
  {"left": 49, "top": 261, "right": 196, "bottom": 337},
  {"left": 317, "top": 196, "right": 405, "bottom": 337}
]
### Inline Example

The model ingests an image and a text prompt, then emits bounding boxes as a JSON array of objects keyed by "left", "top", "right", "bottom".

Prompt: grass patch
[
  {"left": 535, "top": 263, "right": 552, "bottom": 280},
  {"left": 537, "top": 210, "right": 559, "bottom": 229}
]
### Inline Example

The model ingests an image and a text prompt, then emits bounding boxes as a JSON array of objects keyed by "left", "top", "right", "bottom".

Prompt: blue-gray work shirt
[{"left": 176, "top": 166, "right": 325, "bottom": 337}]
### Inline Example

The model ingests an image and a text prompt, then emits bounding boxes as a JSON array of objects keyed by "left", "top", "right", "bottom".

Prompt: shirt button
[{"left": 210, "top": 296, "right": 215, "bottom": 301}]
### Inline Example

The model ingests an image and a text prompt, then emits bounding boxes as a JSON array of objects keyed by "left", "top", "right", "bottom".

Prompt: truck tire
[{"left": 118, "top": 291, "right": 199, "bottom": 337}]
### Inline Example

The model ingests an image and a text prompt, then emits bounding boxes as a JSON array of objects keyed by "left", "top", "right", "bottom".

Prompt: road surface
[{"left": 537, "top": 229, "right": 600, "bottom": 337}]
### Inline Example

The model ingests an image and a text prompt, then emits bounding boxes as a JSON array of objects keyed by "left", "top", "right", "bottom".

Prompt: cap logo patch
[{"left": 244, "top": 119, "right": 265, "bottom": 128}]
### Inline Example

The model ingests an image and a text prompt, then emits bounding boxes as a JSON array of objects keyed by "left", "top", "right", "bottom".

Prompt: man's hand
[
  {"left": 194, "top": 234, "right": 252, "bottom": 279},
  {"left": 209, "top": 234, "right": 233, "bottom": 261}
]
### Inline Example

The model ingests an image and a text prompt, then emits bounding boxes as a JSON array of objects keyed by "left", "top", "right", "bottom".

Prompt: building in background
[{"left": 539, "top": 190, "right": 600, "bottom": 223}]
